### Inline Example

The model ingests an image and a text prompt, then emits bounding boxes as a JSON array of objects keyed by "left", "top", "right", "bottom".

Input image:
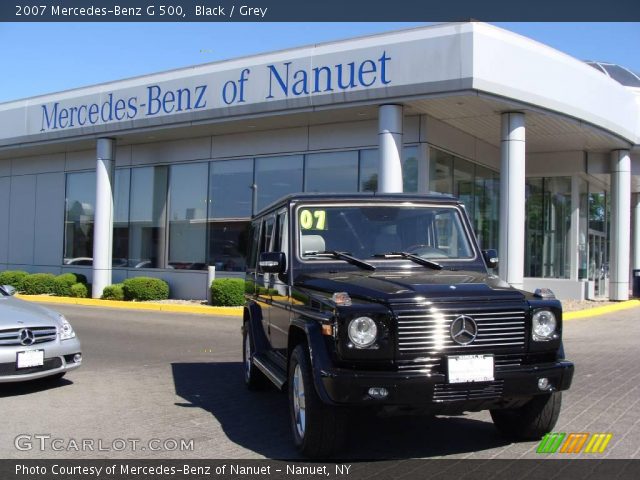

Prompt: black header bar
[{"left": 2, "top": 0, "right": 640, "bottom": 22}]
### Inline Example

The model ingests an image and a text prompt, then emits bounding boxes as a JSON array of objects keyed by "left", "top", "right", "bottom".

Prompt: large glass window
[
  {"left": 525, "top": 177, "right": 572, "bottom": 279},
  {"left": 403, "top": 146, "right": 418, "bottom": 193},
  {"left": 429, "top": 149, "right": 454, "bottom": 194},
  {"left": 305, "top": 151, "right": 358, "bottom": 193},
  {"left": 113, "top": 169, "right": 130, "bottom": 267},
  {"left": 255, "top": 155, "right": 303, "bottom": 211},
  {"left": 359, "top": 149, "right": 378, "bottom": 192},
  {"left": 358, "top": 147, "right": 419, "bottom": 193},
  {"left": 129, "top": 166, "right": 168, "bottom": 268},
  {"left": 64, "top": 171, "right": 96, "bottom": 264},
  {"left": 209, "top": 159, "right": 253, "bottom": 218},
  {"left": 168, "top": 163, "right": 208, "bottom": 269},
  {"left": 207, "top": 221, "right": 249, "bottom": 272},
  {"left": 474, "top": 165, "right": 500, "bottom": 251},
  {"left": 428, "top": 148, "right": 499, "bottom": 251}
]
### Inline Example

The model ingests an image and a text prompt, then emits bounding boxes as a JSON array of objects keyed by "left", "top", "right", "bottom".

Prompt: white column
[
  {"left": 92, "top": 138, "right": 116, "bottom": 299},
  {"left": 378, "top": 104, "right": 403, "bottom": 193},
  {"left": 610, "top": 150, "right": 631, "bottom": 301},
  {"left": 498, "top": 112, "right": 526, "bottom": 290}
]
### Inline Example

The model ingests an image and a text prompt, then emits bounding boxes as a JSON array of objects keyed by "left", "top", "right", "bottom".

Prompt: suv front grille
[
  {"left": 433, "top": 380, "right": 504, "bottom": 402},
  {"left": 395, "top": 305, "right": 526, "bottom": 354},
  {"left": 0, "top": 326, "right": 58, "bottom": 346}
]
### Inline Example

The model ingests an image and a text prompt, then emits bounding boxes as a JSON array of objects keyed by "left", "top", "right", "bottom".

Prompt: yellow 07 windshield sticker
[{"left": 299, "top": 209, "right": 327, "bottom": 230}]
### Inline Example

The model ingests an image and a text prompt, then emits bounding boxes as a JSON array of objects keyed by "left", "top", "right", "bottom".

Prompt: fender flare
[
  {"left": 243, "top": 301, "right": 269, "bottom": 355},
  {"left": 289, "top": 317, "right": 336, "bottom": 405}
]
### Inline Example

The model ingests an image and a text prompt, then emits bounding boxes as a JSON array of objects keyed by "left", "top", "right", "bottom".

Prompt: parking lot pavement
[{"left": 0, "top": 303, "right": 638, "bottom": 459}]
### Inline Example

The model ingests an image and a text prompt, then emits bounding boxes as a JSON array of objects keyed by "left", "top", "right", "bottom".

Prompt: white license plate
[
  {"left": 447, "top": 354, "right": 494, "bottom": 383},
  {"left": 16, "top": 350, "right": 45, "bottom": 369}
]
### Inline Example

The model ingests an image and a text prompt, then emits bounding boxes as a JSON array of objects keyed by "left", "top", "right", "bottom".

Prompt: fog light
[
  {"left": 73, "top": 353, "right": 82, "bottom": 364},
  {"left": 538, "top": 377, "right": 550, "bottom": 391},
  {"left": 368, "top": 387, "right": 388, "bottom": 399}
]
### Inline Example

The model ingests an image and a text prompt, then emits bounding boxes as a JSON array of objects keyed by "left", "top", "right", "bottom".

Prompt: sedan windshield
[{"left": 297, "top": 204, "right": 474, "bottom": 263}]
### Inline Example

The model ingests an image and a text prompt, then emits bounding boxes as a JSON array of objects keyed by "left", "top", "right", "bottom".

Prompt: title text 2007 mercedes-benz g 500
[{"left": 242, "top": 193, "right": 574, "bottom": 458}]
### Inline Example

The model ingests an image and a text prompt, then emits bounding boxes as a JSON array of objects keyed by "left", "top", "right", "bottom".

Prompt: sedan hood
[
  {"left": 0, "top": 296, "right": 61, "bottom": 328},
  {"left": 294, "top": 269, "right": 525, "bottom": 303}
]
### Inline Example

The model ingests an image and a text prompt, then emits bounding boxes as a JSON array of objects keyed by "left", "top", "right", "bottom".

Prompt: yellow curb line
[
  {"left": 564, "top": 299, "right": 640, "bottom": 321},
  {"left": 15, "top": 294, "right": 243, "bottom": 317},
  {"left": 15, "top": 295, "right": 640, "bottom": 320}
]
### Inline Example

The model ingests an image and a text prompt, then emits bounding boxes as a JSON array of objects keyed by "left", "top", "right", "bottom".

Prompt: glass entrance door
[{"left": 588, "top": 230, "right": 609, "bottom": 298}]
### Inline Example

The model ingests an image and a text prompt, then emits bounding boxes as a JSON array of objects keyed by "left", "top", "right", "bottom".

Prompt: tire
[
  {"left": 491, "top": 392, "right": 562, "bottom": 440},
  {"left": 242, "top": 325, "right": 268, "bottom": 390},
  {"left": 288, "top": 344, "right": 346, "bottom": 458}
]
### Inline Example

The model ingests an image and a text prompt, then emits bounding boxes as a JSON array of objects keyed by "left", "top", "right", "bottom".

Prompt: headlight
[
  {"left": 532, "top": 309, "right": 557, "bottom": 341},
  {"left": 348, "top": 316, "right": 377, "bottom": 348},
  {"left": 58, "top": 316, "right": 76, "bottom": 341}
]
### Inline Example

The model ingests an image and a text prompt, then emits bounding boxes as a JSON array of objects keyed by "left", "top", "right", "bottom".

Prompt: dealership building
[{"left": 0, "top": 22, "right": 639, "bottom": 301}]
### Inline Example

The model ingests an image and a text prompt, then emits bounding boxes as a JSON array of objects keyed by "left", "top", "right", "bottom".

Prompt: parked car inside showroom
[{"left": 0, "top": 285, "right": 82, "bottom": 383}]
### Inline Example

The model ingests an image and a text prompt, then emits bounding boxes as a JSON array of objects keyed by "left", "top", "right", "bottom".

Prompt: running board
[{"left": 253, "top": 354, "right": 287, "bottom": 390}]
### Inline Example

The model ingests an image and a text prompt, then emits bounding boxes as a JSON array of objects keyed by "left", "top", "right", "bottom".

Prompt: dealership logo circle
[{"left": 450, "top": 315, "right": 478, "bottom": 345}]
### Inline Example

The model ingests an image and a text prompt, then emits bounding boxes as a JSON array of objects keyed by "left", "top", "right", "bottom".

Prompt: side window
[
  {"left": 260, "top": 216, "right": 275, "bottom": 254},
  {"left": 275, "top": 210, "right": 289, "bottom": 269},
  {"left": 274, "top": 210, "right": 288, "bottom": 252}
]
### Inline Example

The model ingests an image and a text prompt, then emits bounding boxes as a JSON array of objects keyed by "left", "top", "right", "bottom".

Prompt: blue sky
[{"left": 0, "top": 22, "right": 638, "bottom": 103}]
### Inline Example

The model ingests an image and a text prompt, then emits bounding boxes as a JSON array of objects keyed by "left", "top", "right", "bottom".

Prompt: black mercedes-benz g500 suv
[{"left": 243, "top": 193, "right": 574, "bottom": 458}]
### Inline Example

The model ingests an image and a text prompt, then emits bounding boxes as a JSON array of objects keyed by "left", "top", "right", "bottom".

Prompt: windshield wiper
[
  {"left": 305, "top": 250, "right": 376, "bottom": 271},
  {"left": 374, "top": 252, "right": 443, "bottom": 270}
]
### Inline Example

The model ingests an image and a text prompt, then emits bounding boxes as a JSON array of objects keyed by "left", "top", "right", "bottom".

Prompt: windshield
[{"left": 297, "top": 204, "right": 475, "bottom": 262}]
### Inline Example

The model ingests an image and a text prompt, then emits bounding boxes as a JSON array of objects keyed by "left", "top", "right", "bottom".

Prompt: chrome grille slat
[
  {"left": 433, "top": 380, "right": 504, "bottom": 402},
  {"left": 394, "top": 303, "right": 526, "bottom": 354},
  {"left": 0, "top": 326, "right": 57, "bottom": 346}
]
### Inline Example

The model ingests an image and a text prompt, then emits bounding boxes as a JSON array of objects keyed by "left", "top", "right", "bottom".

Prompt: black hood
[{"left": 294, "top": 269, "right": 525, "bottom": 304}]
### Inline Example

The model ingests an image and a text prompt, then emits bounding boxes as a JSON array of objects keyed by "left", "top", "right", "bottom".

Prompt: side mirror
[
  {"left": 259, "top": 252, "right": 286, "bottom": 274},
  {"left": 482, "top": 249, "right": 499, "bottom": 269},
  {"left": 1, "top": 285, "right": 16, "bottom": 296}
]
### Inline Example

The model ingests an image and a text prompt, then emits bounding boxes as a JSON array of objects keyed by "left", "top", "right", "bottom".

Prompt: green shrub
[
  {"left": 53, "top": 273, "right": 77, "bottom": 296},
  {"left": 20, "top": 273, "right": 58, "bottom": 295},
  {"left": 63, "top": 272, "right": 88, "bottom": 285},
  {"left": 211, "top": 278, "right": 245, "bottom": 306},
  {"left": 101, "top": 283, "right": 124, "bottom": 301},
  {"left": 0, "top": 270, "right": 29, "bottom": 290},
  {"left": 69, "top": 283, "right": 89, "bottom": 298},
  {"left": 122, "top": 277, "right": 169, "bottom": 301}
]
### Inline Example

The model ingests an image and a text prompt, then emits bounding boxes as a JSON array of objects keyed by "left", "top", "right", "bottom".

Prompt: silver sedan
[{"left": 0, "top": 285, "right": 82, "bottom": 383}]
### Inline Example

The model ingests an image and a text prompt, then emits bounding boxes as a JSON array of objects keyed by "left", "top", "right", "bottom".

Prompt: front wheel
[
  {"left": 242, "top": 325, "right": 267, "bottom": 390},
  {"left": 288, "top": 344, "right": 345, "bottom": 458},
  {"left": 491, "top": 392, "right": 562, "bottom": 440}
]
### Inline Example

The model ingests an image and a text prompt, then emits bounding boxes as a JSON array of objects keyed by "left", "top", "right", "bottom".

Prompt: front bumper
[
  {"left": 0, "top": 337, "right": 82, "bottom": 383},
  {"left": 317, "top": 360, "right": 574, "bottom": 410}
]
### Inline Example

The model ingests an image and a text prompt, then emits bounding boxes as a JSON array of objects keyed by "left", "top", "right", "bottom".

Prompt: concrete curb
[
  {"left": 15, "top": 294, "right": 243, "bottom": 317},
  {"left": 563, "top": 299, "right": 640, "bottom": 321},
  {"left": 15, "top": 294, "right": 639, "bottom": 320}
]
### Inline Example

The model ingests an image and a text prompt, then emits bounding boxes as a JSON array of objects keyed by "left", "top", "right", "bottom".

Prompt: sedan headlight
[
  {"left": 532, "top": 309, "right": 557, "bottom": 341},
  {"left": 58, "top": 316, "right": 76, "bottom": 341},
  {"left": 348, "top": 316, "right": 378, "bottom": 348}
]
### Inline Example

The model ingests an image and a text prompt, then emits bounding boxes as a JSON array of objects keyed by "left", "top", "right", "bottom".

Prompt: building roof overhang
[{"left": 0, "top": 22, "right": 637, "bottom": 156}]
